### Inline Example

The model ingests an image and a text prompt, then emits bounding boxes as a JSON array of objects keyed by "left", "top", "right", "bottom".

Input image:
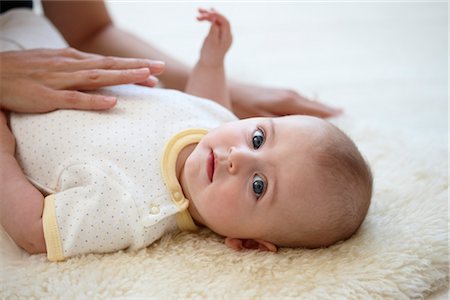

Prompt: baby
[{"left": 0, "top": 9, "right": 372, "bottom": 260}]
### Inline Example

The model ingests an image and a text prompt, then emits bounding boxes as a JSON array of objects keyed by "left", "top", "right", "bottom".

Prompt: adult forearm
[{"left": 73, "top": 24, "right": 190, "bottom": 91}]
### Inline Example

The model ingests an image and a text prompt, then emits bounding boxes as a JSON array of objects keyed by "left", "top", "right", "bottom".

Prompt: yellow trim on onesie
[
  {"left": 42, "top": 194, "right": 64, "bottom": 261},
  {"left": 161, "top": 129, "right": 208, "bottom": 232}
]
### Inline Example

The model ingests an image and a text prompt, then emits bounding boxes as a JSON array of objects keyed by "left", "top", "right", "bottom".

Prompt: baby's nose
[{"left": 227, "top": 146, "right": 253, "bottom": 174}]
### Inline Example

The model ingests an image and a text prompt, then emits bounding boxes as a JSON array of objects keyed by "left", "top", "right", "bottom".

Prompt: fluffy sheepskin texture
[{"left": 1, "top": 2, "right": 448, "bottom": 299}]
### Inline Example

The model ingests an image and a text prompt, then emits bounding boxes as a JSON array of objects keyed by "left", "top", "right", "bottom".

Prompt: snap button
[
  {"left": 150, "top": 204, "right": 160, "bottom": 215},
  {"left": 173, "top": 191, "right": 181, "bottom": 201}
]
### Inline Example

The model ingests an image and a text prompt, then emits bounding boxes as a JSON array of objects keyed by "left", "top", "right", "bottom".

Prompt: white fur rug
[{"left": 1, "top": 2, "right": 448, "bottom": 299}]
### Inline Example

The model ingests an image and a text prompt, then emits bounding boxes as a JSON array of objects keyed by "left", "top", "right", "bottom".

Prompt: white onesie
[{"left": 9, "top": 85, "right": 237, "bottom": 261}]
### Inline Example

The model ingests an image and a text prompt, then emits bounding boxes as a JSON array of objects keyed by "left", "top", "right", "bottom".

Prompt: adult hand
[
  {"left": 0, "top": 48, "right": 165, "bottom": 113},
  {"left": 230, "top": 82, "right": 342, "bottom": 119}
]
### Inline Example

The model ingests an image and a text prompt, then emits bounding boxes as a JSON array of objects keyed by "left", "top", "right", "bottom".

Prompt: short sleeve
[{"left": 43, "top": 164, "right": 138, "bottom": 261}]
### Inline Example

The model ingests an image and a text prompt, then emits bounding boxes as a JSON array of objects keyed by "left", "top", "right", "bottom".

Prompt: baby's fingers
[
  {"left": 197, "top": 8, "right": 228, "bottom": 25},
  {"left": 197, "top": 13, "right": 215, "bottom": 22},
  {"left": 197, "top": 8, "right": 231, "bottom": 37},
  {"left": 211, "top": 11, "right": 230, "bottom": 29},
  {"left": 205, "top": 9, "right": 229, "bottom": 25}
]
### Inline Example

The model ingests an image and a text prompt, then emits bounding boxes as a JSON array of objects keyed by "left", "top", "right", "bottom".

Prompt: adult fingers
[
  {"left": 37, "top": 48, "right": 165, "bottom": 75},
  {"left": 43, "top": 55, "right": 165, "bottom": 76},
  {"left": 47, "top": 68, "right": 152, "bottom": 90},
  {"left": 68, "top": 57, "right": 165, "bottom": 75},
  {"left": 57, "top": 47, "right": 103, "bottom": 60},
  {"left": 23, "top": 48, "right": 91, "bottom": 59},
  {"left": 67, "top": 48, "right": 166, "bottom": 75},
  {"left": 135, "top": 75, "right": 159, "bottom": 87},
  {"left": 45, "top": 88, "right": 117, "bottom": 111},
  {"left": 5, "top": 84, "right": 116, "bottom": 113},
  {"left": 56, "top": 48, "right": 164, "bottom": 76}
]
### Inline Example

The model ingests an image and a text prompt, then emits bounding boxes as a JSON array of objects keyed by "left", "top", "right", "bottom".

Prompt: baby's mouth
[{"left": 207, "top": 150, "right": 215, "bottom": 182}]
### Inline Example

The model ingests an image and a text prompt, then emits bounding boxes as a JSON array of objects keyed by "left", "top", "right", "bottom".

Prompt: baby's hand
[{"left": 197, "top": 8, "right": 232, "bottom": 67}]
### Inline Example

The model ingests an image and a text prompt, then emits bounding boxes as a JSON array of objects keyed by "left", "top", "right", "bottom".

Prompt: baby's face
[{"left": 181, "top": 115, "right": 330, "bottom": 243}]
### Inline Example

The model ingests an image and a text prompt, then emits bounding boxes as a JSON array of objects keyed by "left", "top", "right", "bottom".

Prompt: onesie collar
[{"left": 161, "top": 128, "right": 207, "bottom": 232}]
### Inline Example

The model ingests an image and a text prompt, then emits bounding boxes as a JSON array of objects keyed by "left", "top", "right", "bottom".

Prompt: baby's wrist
[
  {"left": 197, "top": 61, "right": 224, "bottom": 70},
  {"left": 196, "top": 59, "right": 225, "bottom": 69}
]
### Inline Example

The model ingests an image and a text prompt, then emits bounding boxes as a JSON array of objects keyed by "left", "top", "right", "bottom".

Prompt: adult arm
[
  {"left": 42, "top": 0, "right": 188, "bottom": 92},
  {"left": 43, "top": 0, "right": 341, "bottom": 118}
]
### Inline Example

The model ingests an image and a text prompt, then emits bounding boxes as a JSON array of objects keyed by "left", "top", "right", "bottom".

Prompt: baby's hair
[
  {"left": 269, "top": 120, "right": 373, "bottom": 249},
  {"left": 309, "top": 122, "right": 373, "bottom": 247}
]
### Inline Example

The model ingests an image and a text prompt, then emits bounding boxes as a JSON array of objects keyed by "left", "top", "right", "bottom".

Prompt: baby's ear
[{"left": 224, "top": 237, "right": 277, "bottom": 252}]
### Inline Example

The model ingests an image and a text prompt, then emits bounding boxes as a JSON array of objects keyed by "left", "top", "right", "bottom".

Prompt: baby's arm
[
  {"left": 0, "top": 111, "right": 46, "bottom": 254},
  {"left": 185, "top": 8, "right": 232, "bottom": 110}
]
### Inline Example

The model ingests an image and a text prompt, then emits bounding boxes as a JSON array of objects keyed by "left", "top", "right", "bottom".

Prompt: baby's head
[{"left": 180, "top": 115, "right": 372, "bottom": 251}]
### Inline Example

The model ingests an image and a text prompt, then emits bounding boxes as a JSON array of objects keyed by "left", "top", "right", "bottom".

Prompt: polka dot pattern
[{"left": 10, "top": 85, "right": 237, "bottom": 259}]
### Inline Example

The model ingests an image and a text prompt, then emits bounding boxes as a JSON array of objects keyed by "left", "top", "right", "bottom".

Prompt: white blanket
[{"left": 0, "top": 2, "right": 447, "bottom": 298}]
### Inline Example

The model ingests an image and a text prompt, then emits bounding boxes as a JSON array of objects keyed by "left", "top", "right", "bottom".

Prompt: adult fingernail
[
  {"left": 132, "top": 68, "right": 149, "bottom": 75},
  {"left": 149, "top": 75, "right": 159, "bottom": 84},
  {"left": 103, "top": 96, "right": 117, "bottom": 103},
  {"left": 151, "top": 61, "right": 165, "bottom": 68}
]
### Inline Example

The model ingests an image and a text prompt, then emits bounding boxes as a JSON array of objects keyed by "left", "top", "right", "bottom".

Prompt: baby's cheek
[{"left": 214, "top": 188, "right": 243, "bottom": 216}]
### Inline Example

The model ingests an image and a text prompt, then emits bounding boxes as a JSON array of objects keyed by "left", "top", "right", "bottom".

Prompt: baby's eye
[
  {"left": 252, "top": 174, "right": 266, "bottom": 199},
  {"left": 252, "top": 128, "right": 265, "bottom": 150}
]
